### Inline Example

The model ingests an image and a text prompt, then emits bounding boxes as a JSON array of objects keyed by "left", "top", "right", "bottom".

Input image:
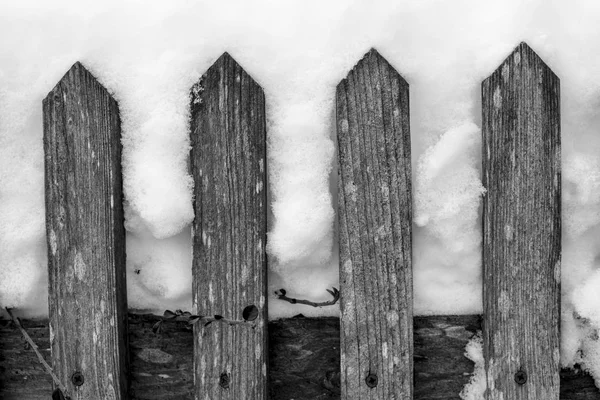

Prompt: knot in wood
[{"left": 219, "top": 372, "right": 230, "bottom": 389}]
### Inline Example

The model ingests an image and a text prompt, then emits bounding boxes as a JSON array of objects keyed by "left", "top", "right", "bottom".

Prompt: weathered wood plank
[
  {"left": 336, "top": 48, "right": 413, "bottom": 399},
  {"left": 2, "top": 315, "right": 598, "bottom": 399},
  {"left": 482, "top": 42, "right": 561, "bottom": 399},
  {"left": 189, "top": 53, "right": 268, "bottom": 399},
  {"left": 42, "top": 62, "right": 128, "bottom": 399}
]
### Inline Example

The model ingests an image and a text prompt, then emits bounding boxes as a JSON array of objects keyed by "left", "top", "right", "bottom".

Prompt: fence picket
[
  {"left": 336, "top": 49, "right": 413, "bottom": 399},
  {"left": 189, "top": 53, "right": 268, "bottom": 399},
  {"left": 482, "top": 42, "right": 561, "bottom": 400},
  {"left": 43, "top": 62, "right": 128, "bottom": 399}
]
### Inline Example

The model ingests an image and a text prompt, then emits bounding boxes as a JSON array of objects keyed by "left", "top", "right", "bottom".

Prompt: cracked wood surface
[
  {"left": 336, "top": 48, "right": 413, "bottom": 399},
  {"left": 42, "top": 62, "right": 128, "bottom": 399},
  {"left": 189, "top": 52, "right": 268, "bottom": 400},
  {"left": 482, "top": 42, "right": 561, "bottom": 400}
]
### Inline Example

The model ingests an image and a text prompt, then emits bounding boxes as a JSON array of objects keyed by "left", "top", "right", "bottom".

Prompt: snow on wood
[
  {"left": 482, "top": 42, "right": 561, "bottom": 399},
  {"left": 42, "top": 62, "right": 128, "bottom": 399},
  {"left": 189, "top": 53, "right": 268, "bottom": 399},
  {"left": 336, "top": 49, "right": 413, "bottom": 399}
]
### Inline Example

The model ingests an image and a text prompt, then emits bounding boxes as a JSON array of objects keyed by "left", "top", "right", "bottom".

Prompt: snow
[
  {"left": 460, "top": 332, "right": 485, "bottom": 400},
  {"left": 2, "top": 0, "right": 600, "bottom": 387}
]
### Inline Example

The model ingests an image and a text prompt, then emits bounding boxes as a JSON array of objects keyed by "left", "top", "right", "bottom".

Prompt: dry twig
[
  {"left": 274, "top": 287, "right": 340, "bottom": 307},
  {"left": 153, "top": 307, "right": 257, "bottom": 334},
  {"left": 5, "top": 307, "right": 71, "bottom": 399}
]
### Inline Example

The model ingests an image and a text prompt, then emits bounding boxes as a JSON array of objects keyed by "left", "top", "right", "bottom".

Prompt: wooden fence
[{"left": 0, "top": 42, "right": 597, "bottom": 399}]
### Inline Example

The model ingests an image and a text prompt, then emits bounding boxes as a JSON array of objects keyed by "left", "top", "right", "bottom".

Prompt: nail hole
[
  {"left": 514, "top": 370, "right": 527, "bottom": 385},
  {"left": 365, "top": 373, "right": 378, "bottom": 388},
  {"left": 242, "top": 305, "right": 258, "bottom": 321},
  {"left": 219, "top": 372, "right": 230, "bottom": 389},
  {"left": 71, "top": 371, "right": 84, "bottom": 386}
]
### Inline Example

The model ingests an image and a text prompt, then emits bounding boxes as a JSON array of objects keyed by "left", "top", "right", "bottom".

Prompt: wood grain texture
[
  {"left": 189, "top": 52, "right": 268, "bottom": 399},
  {"left": 3, "top": 315, "right": 598, "bottom": 399},
  {"left": 336, "top": 49, "right": 413, "bottom": 399},
  {"left": 42, "top": 62, "right": 128, "bottom": 399},
  {"left": 482, "top": 42, "right": 561, "bottom": 400},
  {"left": 1, "top": 315, "right": 599, "bottom": 399}
]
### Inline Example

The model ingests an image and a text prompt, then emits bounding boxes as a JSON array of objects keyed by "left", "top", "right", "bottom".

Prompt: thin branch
[
  {"left": 153, "top": 309, "right": 256, "bottom": 334},
  {"left": 5, "top": 307, "right": 70, "bottom": 397},
  {"left": 191, "top": 315, "right": 255, "bottom": 328},
  {"left": 274, "top": 287, "right": 340, "bottom": 308}
]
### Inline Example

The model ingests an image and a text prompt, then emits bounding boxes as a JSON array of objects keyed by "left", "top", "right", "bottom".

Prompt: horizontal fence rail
[{"left": 1, "top": 315, "right": 598, "bottom": 400}]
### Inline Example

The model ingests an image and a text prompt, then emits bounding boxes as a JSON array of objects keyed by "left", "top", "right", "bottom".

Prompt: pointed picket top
[
  {"left": 209, "top": 51, "right": 259, "bottom": 86},
  {"left": 210, "top": 51, "right": 240, "bottom": 76},
  {"left": 44, "top": 61, "right": 112, "bottom": 103},
  {"left": 339, "top": 48, "right": 409, "bottom": 90},
  {"left": 484, "top": 41, "right": 559, "bottom": 85},
  {"left": 190, "top": 51, "right": 261, "bottom": 116}
]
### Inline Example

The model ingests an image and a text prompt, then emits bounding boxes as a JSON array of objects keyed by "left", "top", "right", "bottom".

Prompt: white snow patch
[{"left": 460, "top": 332, "right": 485, "bottom": 400}]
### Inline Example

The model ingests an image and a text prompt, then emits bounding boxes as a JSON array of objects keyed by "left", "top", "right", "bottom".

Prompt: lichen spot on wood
[
  {"left": 498, "top": 291, "right": 510, "bottom": 316},
  {"left": 345, "top": 182, "right": 358, "bottom": 202},
  {"left": 387, "top": 310, "right": 399, "bottom": 325},
  {"left": 382, "top": 341, "right": 388, "bottom": 359},
  {"left": 259, "top": 158, "right": 264, "bottom": 173},
  {"left": 343, "top": 259, "right": 353, "bottom": 274},
  {"left": 340, "top": 119, "right": 349, "bottom": 133},
  {"left": 255, "top": 344, "right": 261, "bottom": 360},
  {"left": 554, "top": 260, "right": 561, "bottom": 283},
  {"left": 74, "top": 252, "right": 87, "bottom": 280},
  {"left": 202, "top": 232, "right": 211, "bottom": 248},
  {"left": 493, "top": 87, "right": 502, "bottom": 109},
  {"left": 504, "top": 225, "right": 514, "bottom": 241},
  {"left": 200, "top": 355, "right": 206, "bottom": 385},
  {"left": 514, "top": 51, "right": 521, "bottom": 65},
  {"left": 58, "top": 205, "right": 66, "bottom": 228},
  {"left": 49, "top": 229, "right": 57, "bottom": 256},
  {"left": 256, "top": 180, "right": 263, "bottom": 194},
  {"left": 485, "top": 359, "right": 505, "bottom": 400},
  {"left": 208, "top": 282, "right": 214, "bottom": 303},
  {"left": 380, "top": 183, "right": 389, "bottom": 200},
  {"left": 191, "top": 81, "right": 204, "bottom": 105},
  {"left": 502, "top": 63, "right": 510, "bottom": 82},
  {"left": 241, "top": 263, "right": 249, "bottom": 284},
  {"left": 390, "top": 271, "right": 397, "bottom": 285}
]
